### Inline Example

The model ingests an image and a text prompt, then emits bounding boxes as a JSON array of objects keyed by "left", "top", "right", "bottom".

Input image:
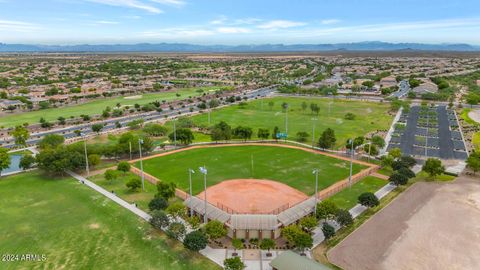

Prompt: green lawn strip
[
  {"left": 0, "top": 171, "right": 220, "bottom": 270},
  {"left": 460, "top": 108, "right": 480, "bottom": 126},
  {"left": 326, "top": 176, "right": 388, "bottom": 210},
  {"left": 136, "top": 145, "right": 366, "bottom": 196},
  {"left": 166, "top": 97, "right": 392, "bottom": 149},
  {"left": 0, "top": 86, "right": 223, "bottom": 128},
  {"left": 89, "top": 171, "right": 157, "bottom": 211},
  {"left": 472, "top": 132, "right": 480, "bottom": 151}
]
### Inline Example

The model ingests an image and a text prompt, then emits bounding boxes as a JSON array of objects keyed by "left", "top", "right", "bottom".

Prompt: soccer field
[
  {"left": 136, "top": 145, "right": 367, "bottom": 196},
  {"left": 0, "top": 172, "right": 220, "bottom": 270},
  {"left": 0, "top": 86, "right": 228, "bottom": 128},
  {"left": 175, "top": 96, "right": 393, "bottom": 149}
]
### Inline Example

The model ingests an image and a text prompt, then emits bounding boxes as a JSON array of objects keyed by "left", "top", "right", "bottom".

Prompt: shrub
[
  {"left": 336, "top": 209, "right": 353, "bottom": 226},
  {"left": 397, "top": 167, "right": 416, "bottom": 179},
  {"left": 148, "top": 197, "right": 168, "bottom": 211},
  {"left": 126, "top": 178, "right": 141, "bottom": 191},
  {"left": 322, "top": 222, "right": 335, "bottom": 239},
  {"left": 117, "top": 161, "right": 131, "bottom": 173},
  {"left": 316, "top": 200, "right": 339, "bottom": 220},
  {"left": 344, "top": 112, "right": 356, "bottom": 120},
  {"left": 150, "top": 210, "right": 169, "bottom": 229},
  {"left": 358, "top": 192, "right": 379, "bottom": 207},
  {"left": 184, "top": 230, "right": 208, "bottom": 251},
  {"left": 400, "top": 156, "right": 417, "bottom": 167},
  {"left": 389, "top": 172, "right": 409, "bottom": 186}
]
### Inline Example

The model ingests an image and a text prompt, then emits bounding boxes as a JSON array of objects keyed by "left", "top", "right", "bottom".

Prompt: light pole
[
  {"left": 285, "top": 104, "right": 288, "bottom": 138},
  {"left": 173, "top": 119, "right": 177, "bottom": 147},
  {"left": 199, "top": 166, "right": 208, "bottom": 224},
  {"left": 311, "top": 118, "right": 318, "bottom": 148},
  {"left": 208, "top": 109, "right": 211, "bottom": 125},
  {"left": 188, "top": 169, "right": 195, "bottom": 217},
  {"left": 138, "top": 139, "right": 145, "bottom": 192},
  {"left": 348, "top": 138, "right": 354, "bottom": 188},
  {"left": 129, "top": 141, "right": 132, "bottom": 160},
  {"left": 312, "top": 169, "right": 319, "bottom": 214},
  {"left": 82, "top": 133, "right": 90, "bottom": 177}
]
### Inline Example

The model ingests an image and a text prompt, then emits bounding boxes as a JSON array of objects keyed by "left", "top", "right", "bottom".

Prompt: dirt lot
[
  {"left": 197, "top": 179, "right": 308, "bottom": 214},
  {"left": 328, "top": 175, "right": 480, "bottom": 270}
]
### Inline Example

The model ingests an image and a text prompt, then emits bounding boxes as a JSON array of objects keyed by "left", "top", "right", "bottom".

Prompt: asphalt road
[{"left": 1, "top": 87, "right": 275, "bottom": 148}]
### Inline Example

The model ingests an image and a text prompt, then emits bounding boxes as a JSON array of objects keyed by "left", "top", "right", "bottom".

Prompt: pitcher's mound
[{"left": 197, "top": 179, "right": 308, "bottom": 214}]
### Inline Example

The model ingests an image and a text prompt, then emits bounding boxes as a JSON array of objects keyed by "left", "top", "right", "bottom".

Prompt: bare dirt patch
[
  {"left": 328, "top": 175, "right": 480, "bottom": 270},
  {"left": 196, "top": 179, "right": 308, "bottom": 214},
  {"left": 468, "top": 109, "right": 480, "bottom": 124},
  {"left": 88, "top": 223, "right": 100, "bottom": 229}
]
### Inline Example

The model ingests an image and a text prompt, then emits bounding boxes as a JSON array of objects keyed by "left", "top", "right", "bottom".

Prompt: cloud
[
  {"left": 86, "top": 0, "right": 163, "bottom": 14},
  {"left": 257, "top": 20, "right": 306, "bottom": 29},
  {"left": 216, "top": 27, "right": 250, "bottom": 34},
  {"left": 210, "top": 15, "right": 228, "bottom": 25},
  {"left": 94, "top": 20, "right": 119, "bottom": 24},
  {"left": 0, "top": 19, "right": 40, "bottom": 32},
  {"left": 149, "top": 0, "right": 185, "bottom": 6},
  {"left": 321, "top": 19, "right": 341, "bottom": 25}
]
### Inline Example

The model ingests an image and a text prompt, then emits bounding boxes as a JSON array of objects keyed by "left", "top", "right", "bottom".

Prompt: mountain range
[{"left": 1, "top": 41, "right": 479, "bottom": 52}]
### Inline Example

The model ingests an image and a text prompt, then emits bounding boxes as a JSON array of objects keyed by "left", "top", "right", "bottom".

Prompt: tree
[
  {"left": 210, "top": 121, "right": 232, "bottom": 141},
  {"left": 88, "top": 154, "right": 100, "bottom": 168},
  {"left": 336, "top": 209, "right": 353, "bottom": 226},
  {"left": 166, "top": 202, "right": 186, "bottom": 219},
  {"left": 322, "top": 222, "right": 335, "bottom": 240},
  {"left": 11, "top": 125, "right": 30, "bottom": 147},
  {"left": 184, "top": 230, "right": 208, "bottom": 251},
  {"left": 205, "top": 220, "right": 227, "bottom": 241},
  {"left": 422, "top": 158, "right": 445, "bottom": 179},
  {"left": 296, "top": 131, "right": 309, "bottom": 142},
  {"left": 91, "top": 123, "right": 104, "bottom": 133},
  {"left": 318, "top": 128, "right": 336, "bottom": 149},
  {"left": 223, "top": 257, "right": 245, "bottom": 270},
  {"left": 0, "top": 148, "right": 11, "bottom": 175},
  {"left": 257, "top": 128, "right": 270, "bottom": 140},
  {"left": 344, "top": 112, "right": 356, "bottom": 120},
  {"left": 397, "top": 167, "right": 416, "bottom": 179},
  {"left": 38, "top": 134, "right": 64, "bottom": 149},
  {"left": 358, "top": 192, "right": 379, "bottom": 207},
  {"left": 232, "top": 126, "right": 253, "bottom": 141},
  {"left": 157, "top": 182, "right": 177, "bottom": 200},
  {"left": 143, "top": 123, "right": 168, "bottom": 136},
  {"left": 381, "top": 155, "right": 394, "bottom": 168},
  {"left": 148, "top": 197, "right": 168, "bottom": 211},
  {"left": 19, "top": 154, "right": 35, "bottom": 170},
  {"left": 232, "top": 238, "right": 244, "bottom": 256},
  {"left": 389, "top": 148, "right": 402, "bottom": 159},
  {"left": 268, "top": 101, "right": 274, "bottom": 110},
  {"left": 400, "top": 155, "right": 417, "bottom": 167},
  {"left": 36, "top": 146, "right": 84, "bottom": 175},
  {"left": 301, "top": 101, "right": 308, "bottom": 113},
  {"left": 281, "top": 224, "right": 303, "bottom": 243},
  {"left": 117, "top": 161, "right": 131, "bottom": 174},
  {"left": 169, "top": 128, "right": 194, "bottom": 145},
  {"left": 467, "top": 152, "right": 480, "bottom": 174},
  {"left": 299, "top": 216, "right": 318, "bottom": 233},
  {"left": 126, "top": 178, "right": 141, "bottom": 191},
  {"left": 281, "top": 102, "right": 289, "bottom": 112},
  {"left": 310, "top": 103, "right": 320, "bottom": 115},
  {"left": 272, "top": 126, "right": 280, "bottom": 141},
  {"left": 294, "top": 231, "right": 313, "bottom": 254},
  {"left": 259, "top": 238, "right": 275, "bottom": 256},
  {"left": 150, "top": 210, "right": 169, "bottom": 229},
  {"left": 186, "top": 215, "right": 201, "bottom": 230},
  {"left": 371, "top": 135, "right": 385, "bottom": 148},
  {"left": 316, "top": 200, "right": 339, "bottom": 220},
  {"left": 57, "top": 116, "right": 66, "bottom": 125},
  {"left": 389, "top": 172, "right": 409, "bottom": 186},
  {"left": 166, "top": 222, "right": 186, "bottom": 240},
  {"left": 104, "top": 169, "right": 119, "bottom": 182}
]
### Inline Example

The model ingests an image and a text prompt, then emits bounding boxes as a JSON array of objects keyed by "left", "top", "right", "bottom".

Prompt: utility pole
[
  {"left": 188, "top": 169, "right": 195, "bottom": 217},
  {"left": 138, "top": 139, "right": 144, "bottom": 192},
  {"left": 348, "top": 139, "right": 354, "bottom": 188},
  {"left": 129, "top": 141, "right": 132, "bottom": 160},
  {"left": 83, "top": 134, "right": 89, "bottom": 177},
  {"left": 312, "top": 169, "right": 319, "bottom": 214},
  {"left": 285, "top": 104, "right": 289, "bottom": 138},
  {"left": 173, "top": 119, "right": 177, "bottom": 147},
  {"left": 199, "top": 166, "right": 208, "bottom": 224}
]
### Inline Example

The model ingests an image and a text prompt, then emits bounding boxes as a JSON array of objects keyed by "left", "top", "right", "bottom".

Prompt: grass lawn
[
  {"left": 472, "top": 132, "right": 480, "bottom": 151},
  {"left": 89, "top": 171, "right": 158, "bottom": 211},
  {"left": 136, "top": 145, "right": 366, "bottom": 196},
  {"left": 0, "top": 171, "right": 220, "bottom": 270},
  {"left": 460, "top": 108, "right": 480, "bottom": 126},
  {"left": 168, "top": 97, "right": 393, "bottom": 149},
  {"left": 0, "top": 86, "right": 227, "bottom": 128},
  {"left": 326, "top": 176, "right": 388, "bottom": 210}
]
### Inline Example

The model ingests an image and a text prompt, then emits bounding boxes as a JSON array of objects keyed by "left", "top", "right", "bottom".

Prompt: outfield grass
[
  {"left": 168, "top": 97, "right": 392, "bottom": 149},
  {"left": 0, "top": 86, "right": 227, "bottom": 128},
  {"left": 0, "top": 171, "right": 220, "bottom": 270},
  {"left": 326, "top": 176, "right": 388, "bottom": 210},
  {"left": 136, "top": 145, "right": 366, "bottom": 196}
]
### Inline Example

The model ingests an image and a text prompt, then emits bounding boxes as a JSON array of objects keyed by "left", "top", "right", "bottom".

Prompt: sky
[{"left": 1, "top": 0, "right": 480, "bottom": 45}]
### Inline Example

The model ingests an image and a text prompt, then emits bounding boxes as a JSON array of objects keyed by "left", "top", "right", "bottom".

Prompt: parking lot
[{"left": 387, "top": 105, "right": 468, "bottom": 160}]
